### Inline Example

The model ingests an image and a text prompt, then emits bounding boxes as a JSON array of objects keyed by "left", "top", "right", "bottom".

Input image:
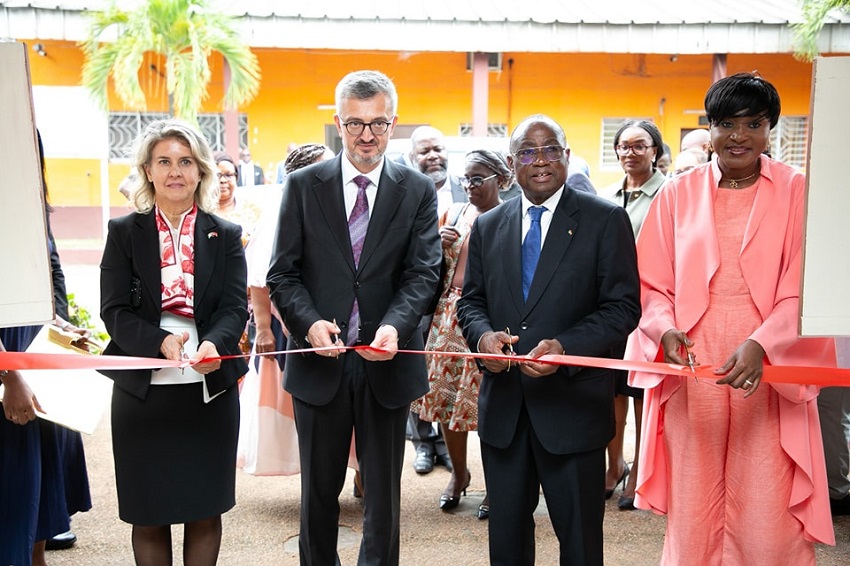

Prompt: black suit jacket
[
  {"left": 99, "top": 209, "right": 249, "bottom": 400},
  {"left": 457, "top": 188, "right": 640, "bottom": 454},
  {"left": 238, "top": 163, "right": 264, "bottom": 186},
  {"left": 266, "top": 155, "right": 441, "bottom": 409}
]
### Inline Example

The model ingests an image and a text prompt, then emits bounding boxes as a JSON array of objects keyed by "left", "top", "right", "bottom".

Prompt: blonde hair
[{"left": 129, "top": 119, "right": 218, "bottom": 214}]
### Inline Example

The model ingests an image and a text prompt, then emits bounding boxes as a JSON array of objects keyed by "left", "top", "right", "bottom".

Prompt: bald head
[
  {"left": 409, "top": 126, "right": 449, "bottom": 187},
  {"left": 680, "top": 129, "right": 711, "bottom": 155}
]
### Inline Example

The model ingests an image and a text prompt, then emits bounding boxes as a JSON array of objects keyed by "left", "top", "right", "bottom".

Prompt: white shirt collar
[
  {"left": 520, "top": 185, "right": 564, "bottom": 216},
  {"left": 341, "top": 154, "right": 384, "bottom": 188}
]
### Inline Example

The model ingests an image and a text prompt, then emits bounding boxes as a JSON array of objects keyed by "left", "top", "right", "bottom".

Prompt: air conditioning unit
[{"left": 466, "top": 52, "right": 502, "bottom": 72}]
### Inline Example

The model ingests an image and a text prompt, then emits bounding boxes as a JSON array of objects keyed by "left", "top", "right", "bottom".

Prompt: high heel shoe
[
  {"left": 439, "top": 470, "right": 471, "bottom": 511},
  {"left": 604, "top": 463, "right": 630, "bottom": 500},
  {"left": 617, "top": 494, "right": 636, "bottom": 510}
]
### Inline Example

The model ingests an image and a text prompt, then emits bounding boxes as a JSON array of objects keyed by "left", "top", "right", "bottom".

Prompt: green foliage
[
  {"left": 793, "top": 0, "right": 850, "bottom": 61},
  {"left": 67, "top": 293, "right": 110, "bottom": 344},
  {"left": 80, "top": 0, "right": 261, "bottom": 124}
]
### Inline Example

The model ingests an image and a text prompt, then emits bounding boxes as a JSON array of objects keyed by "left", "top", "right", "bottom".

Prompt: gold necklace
[{"left": 721, "top": 171, "right": 759, "bottom": 189}]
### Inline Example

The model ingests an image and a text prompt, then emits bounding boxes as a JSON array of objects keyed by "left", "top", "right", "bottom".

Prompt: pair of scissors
[
  {"left": 684, "top": 342, "right": 697, "bottom": 381},
  {"left": 503, "top": 327, "right": 514, "bottom": 370},
  {"left": 180, "top": 344, "right": 189, "bottom": 375},
  {"left": 331, "top": 318, "right": 342, "bottom": 347}
]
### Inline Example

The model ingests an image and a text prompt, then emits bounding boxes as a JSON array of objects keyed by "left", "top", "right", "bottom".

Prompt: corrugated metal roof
[
  {"left": 2, "top": 0, "right": 850, "bottom": 54},
  {"left": 5, "top": 0, "right": 850, "bottom": 24}
]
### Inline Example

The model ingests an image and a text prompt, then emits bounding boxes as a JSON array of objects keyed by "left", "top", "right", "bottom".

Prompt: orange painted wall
[{"left": 18, "top": 38, "right": 822, "bottom": 204}]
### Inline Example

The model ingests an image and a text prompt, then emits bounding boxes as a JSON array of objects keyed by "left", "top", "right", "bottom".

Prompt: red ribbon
[{"left": 2, "top": 347, "right": 848, "bottom": 386}]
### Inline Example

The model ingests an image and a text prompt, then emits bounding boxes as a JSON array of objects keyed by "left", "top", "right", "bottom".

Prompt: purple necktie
[{"left": 347, "top": 175, "right": 370, "bottom": 344}]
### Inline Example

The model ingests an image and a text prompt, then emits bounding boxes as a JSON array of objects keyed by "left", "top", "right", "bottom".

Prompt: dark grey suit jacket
[
  {"left": 457, "top": 187, "right": 640, "bottom": 454},
  {"left": 447, "top": 175, "right": 468, "bottom": 203},
  {"left": 267, "top": 155, "right": 442, "bottom": 409},
  {"left": 99, "top": 210, "right": 249, "bottom": 400}
]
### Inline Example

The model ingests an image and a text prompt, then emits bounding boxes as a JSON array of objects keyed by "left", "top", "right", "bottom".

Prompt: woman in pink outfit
[{"left": 627, "top": 73, "right": 836, "bottom": 565}]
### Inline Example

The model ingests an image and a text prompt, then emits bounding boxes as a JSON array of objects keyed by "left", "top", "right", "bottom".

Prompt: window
[
  {"left": 458, "top": 123, "right": 508, "bottom": 137},
  {"left": 108, "top": 112, "right": 248, "bottom": 159},
  {"left": 770, "top": 116, "right": 808, "bottom": 170},
  {"left": 601, "top": 118, "right": 653, "bottom": 171}
]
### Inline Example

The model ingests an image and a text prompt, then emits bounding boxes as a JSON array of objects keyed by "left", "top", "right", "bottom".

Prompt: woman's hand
[
  {"left": 191, "top": 340, "right": 223, "bottom": 375},
  {"left": 439, "top": 226, "right": 460, "bottom": 248},
  {"left": 1, "top": 371, "right": 43, "bottom": 425},
  {"left": 714, "top": 339, "right": 765, "bottom": 398},
  {"left": 160, "top": 331, "right": 190, "bottom": 361},
  {"left": 660, "top": 328, "right": 694, "bottom": 366},
  {"left": 254, "top": 324, "right": 276, "bottom": 354}
]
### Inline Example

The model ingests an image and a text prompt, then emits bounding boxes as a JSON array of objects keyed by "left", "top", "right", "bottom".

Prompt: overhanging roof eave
[{"left": 4, "top": 8, "right": 850, "bottom": 56}]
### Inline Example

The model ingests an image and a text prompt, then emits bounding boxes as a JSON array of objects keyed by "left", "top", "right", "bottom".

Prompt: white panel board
[
  {"left": 0, "top": 41, "right": 54, "bottom": 328},
  {"left": 800, "top": 56, "right": 850, "bottom": 336}
]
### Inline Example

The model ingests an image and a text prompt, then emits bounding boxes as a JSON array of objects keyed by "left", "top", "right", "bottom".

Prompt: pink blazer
[{"left": 626, "top": 155, "right": 837, "bottom": 544}]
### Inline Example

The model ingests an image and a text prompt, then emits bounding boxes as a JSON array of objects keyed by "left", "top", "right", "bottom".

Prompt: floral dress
[{"left": 414, "top": 203, "right": 482, "bottom": 432}]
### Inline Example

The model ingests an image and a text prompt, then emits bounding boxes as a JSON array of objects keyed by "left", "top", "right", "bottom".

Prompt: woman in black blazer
[{"left": 100, "top": 119, "right": 248, "bottom": 565}]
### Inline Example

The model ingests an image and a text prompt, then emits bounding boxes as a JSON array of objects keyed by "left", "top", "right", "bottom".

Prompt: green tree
[
  {"left": 81, "top": 0, "right": 260, "bottom": 123},
  {"left": 793, "top": 0, "right": 850, "bottom": 61}
]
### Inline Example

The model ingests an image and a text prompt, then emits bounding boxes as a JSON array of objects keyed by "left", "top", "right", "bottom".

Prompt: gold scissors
[
  {"left": 503, "top": 327, "right": 514, "bottom": 370},
  {"left": 684, "top": 342, "right": 697, "bottom": 382}
]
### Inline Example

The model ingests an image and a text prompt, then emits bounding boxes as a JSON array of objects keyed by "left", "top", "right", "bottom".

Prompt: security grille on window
[
  {"left": 108, "top": 112, "right": 248, "bottom": 159},
  {"left": 458, "top": 124, "right": 508, "bottom": 137},
  {"left": 769, "top": 116, "right": 808, "bottom": 170},
  {"left": 601, "top": 118, "right": 653, "bottom": 171}
]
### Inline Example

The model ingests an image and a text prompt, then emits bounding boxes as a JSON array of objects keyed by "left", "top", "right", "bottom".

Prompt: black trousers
[
  {"left": 293, "top": 353, "right": 408, "bottom": 566},
  {"left": 482, "top": 405, "right": 606, "bottom": 566}
]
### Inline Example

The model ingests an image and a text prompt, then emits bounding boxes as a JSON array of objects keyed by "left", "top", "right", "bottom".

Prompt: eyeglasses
[
  {"left": 460, "top": 173, "right": 498, "bottom": 188},
  {"left": 513, "top": 145, "right": 566, "bottom": 165},
  {"left": 342, "top": 120, "right": 392, "bottom": 136},
  {"left": 615, "top": 143, "right": 655, "bottom": 156},
  {"left": 217, "top": 172, "right": 237, "bottom": 180}
]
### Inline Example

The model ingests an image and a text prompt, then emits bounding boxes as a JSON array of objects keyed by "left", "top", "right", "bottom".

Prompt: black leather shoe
[
  {"left": 413, "top": 450, "right": 434, "bottom": 474},
  {"left": 434, "top": 453, "right": 453, "bottom": 471},
  {"left": 831, "top": 494, "right": 850, "bottom": 516},
  {"left": 477, "top": 503, "right": 490, "bottom": 520},
  {"left": 45, "top": 530, "right": 77, "bottom": 550}
]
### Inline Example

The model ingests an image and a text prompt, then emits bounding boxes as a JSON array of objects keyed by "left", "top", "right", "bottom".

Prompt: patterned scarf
[{"left": 156, "top": 204, "right": 197, "bottom": 318}]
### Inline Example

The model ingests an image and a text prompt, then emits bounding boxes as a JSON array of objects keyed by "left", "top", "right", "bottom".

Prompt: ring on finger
[{"left": 744, "top": 379, "right": 754, "bottom": 387}]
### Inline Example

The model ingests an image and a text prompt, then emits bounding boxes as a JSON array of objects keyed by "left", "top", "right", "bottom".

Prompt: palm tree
[
  {"left": 81, "top": 0, "right": 260, "bottom": 124},
  {"left": 793, "top": 0, "right": 850, "bottom": 61}
]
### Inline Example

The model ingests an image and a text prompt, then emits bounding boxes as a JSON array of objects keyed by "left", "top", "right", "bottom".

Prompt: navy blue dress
[{"left": 0, "top": 231, "right": 92, "bottom": 565}]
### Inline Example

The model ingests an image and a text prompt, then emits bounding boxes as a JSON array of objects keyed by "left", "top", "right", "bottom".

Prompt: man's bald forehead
[{"left": 510, "top": 115, "right": 566, "bottom": 150}]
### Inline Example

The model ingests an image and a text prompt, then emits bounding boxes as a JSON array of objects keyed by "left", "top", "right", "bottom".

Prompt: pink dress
[{"left": 627, "top": 156, "right": 837, "bottom": 565}]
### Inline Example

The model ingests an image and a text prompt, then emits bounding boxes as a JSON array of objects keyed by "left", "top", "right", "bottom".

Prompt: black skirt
[{"left": 111, "top": 382, "right": 239, "bottom": 526}]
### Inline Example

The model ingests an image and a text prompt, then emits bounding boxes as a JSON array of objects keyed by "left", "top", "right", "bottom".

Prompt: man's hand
[
  {"left": 478, "top": 330, "right": 519, "bottom": 373},
  {"left": 307, "top": 320, "right": 345, "bottom": 357},
  {"left": 359, "top": 325, "right": 399, "bottom": 361},
  {"left": 520, "top": 339, "right": 564, "bottom": 378}
]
